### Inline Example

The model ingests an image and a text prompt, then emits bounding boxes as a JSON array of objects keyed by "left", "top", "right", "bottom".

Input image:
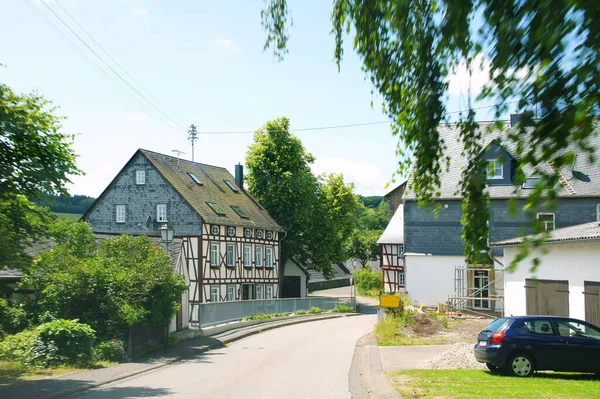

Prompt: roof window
[
  {"left": 188, "top": 172, "right": 203, "bottom": 185},
  {"left": 231, "top": 205, "right": 249, "bottom": 219},
  {"left": 224, "top": 180, "right": 239, "bottom": 193},
  {"left": 207, "top": 202, "right": 226, "bottom": 216},
  {"left": 522, "top": 178, "right": 540, "bottom": 189}
]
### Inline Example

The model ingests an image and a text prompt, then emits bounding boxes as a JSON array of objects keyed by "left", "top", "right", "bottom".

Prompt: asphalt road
[{"left": 75, "top": 314, "right": 377, "bottom": 399}]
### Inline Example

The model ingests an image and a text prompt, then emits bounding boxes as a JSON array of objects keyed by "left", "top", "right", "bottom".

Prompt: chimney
[
  {"left": 235, "top": 164, "right": 244, "bottom": 190},
  {"left": 510, "top": 114, "right": 522, "bottom": 127}
]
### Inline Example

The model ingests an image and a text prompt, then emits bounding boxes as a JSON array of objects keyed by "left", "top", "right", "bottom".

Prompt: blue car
[{"left": 474, "top": 316, "right": 600, "bottom": 377}]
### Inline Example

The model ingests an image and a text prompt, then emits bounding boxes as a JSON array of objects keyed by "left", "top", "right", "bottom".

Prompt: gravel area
[{"left": 429, "top": 342, "right": 486, "bottom": 370}]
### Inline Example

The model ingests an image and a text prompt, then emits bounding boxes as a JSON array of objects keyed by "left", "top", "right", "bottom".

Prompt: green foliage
[
  {"left": 332, "top": 305, "right": 354, "bottom": 313},
  {"left": 348, "top": 229, "right": 382, "bottom": 267},
  {"left": 261, "top": 0, "right": 600, "bottom": 269},
  {"left": 354, "top": 267, "right": 383, "bottom": 296},
  {"left": 243, "top": 313, "right": 272, "bottom": 321},
  {"left": 356, "top": 200, "right": 390, "bottom": 230},
  {"left": 295, "top": 309, "right": 308, "bottom": 315},
  {"left": 0, "top": 299, "right": 28, "bottom": 339},
  {"left": 358, "top": 196, "right": 385, "bottom": 209},
  {"left": 93, "top": 339, "right": 127, "bottom": 363},
  {"left": 23, "top": 223, "right": 187, "bottom": 340},
  {"left": 0, "top": 84, "right": 82, "bottom": 270},
  {"left": 0, "top": 329, "right": 38, "bottom": 363},
  {"left": 34, "top": 194, "right": 95, "bottom": 215},
  {"left": 246, "top": 117, "right": 360, "bottom": 277},
  {"left": 309, "top": 306, "right": 322, "bottom": 314}
]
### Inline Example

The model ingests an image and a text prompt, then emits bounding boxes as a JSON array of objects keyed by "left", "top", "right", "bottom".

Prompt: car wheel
[
  {"left": 486, "top": 363, "right": 502, "bottom": 373},
  {"left": 508, "top": 354, "right": 534, "bottom": 377}
]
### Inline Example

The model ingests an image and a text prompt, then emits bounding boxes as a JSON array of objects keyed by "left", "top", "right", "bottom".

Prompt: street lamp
[{"left": 159, "top": 223, "right": 175, "bottom": 251}]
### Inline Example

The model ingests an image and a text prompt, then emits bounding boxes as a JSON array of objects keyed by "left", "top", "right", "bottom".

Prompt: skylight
[
  {"left": 207, "top": 202, "right": 226, "bottom": 216},
  {"left": 231, "top": 205, "right": 249, "bottom": 219},
  {"left": 224, "top": 180, "right": 239, "bottom": 193},
  {"left": 522, "top": 178, "right": 540, "bottom": 189},
  {"left": 188, "top": 172, "right": 203, "bottom": 185}
]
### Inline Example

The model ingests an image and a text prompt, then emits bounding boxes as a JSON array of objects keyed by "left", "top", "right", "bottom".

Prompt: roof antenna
[
  {"left": 188, "top": 125, "right": 198, "bottom": 162},
  {"left": 171, "top": 150, "right": 186, "bottom": 170}
]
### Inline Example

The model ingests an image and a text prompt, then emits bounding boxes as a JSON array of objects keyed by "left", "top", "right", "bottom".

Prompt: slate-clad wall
[
  {"left": 85, "top": 152, "right": 202, "bottom": 236},
  {"left": 405, "top": 197, "right": 600, "bottom": 256}
]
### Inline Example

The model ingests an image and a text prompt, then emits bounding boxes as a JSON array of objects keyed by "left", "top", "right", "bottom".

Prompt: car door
[
  {"left": 553, "top": 319, "right": 600, "bottom": 372},
  {"left": 519, "top": 319, "right": 562, "bottom": 370}
]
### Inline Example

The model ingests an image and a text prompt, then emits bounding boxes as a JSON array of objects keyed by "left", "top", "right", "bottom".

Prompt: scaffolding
[{"left": 447, "top": 265, "right": 504, "bottom": 317}]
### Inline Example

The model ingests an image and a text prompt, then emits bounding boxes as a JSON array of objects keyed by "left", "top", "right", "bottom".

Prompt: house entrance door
[
  {"left": 242, "top": 283, "right": 255, "bottom": 300},
  {"left": 473, "top": 270, "right": 490, "bottom": 309}
]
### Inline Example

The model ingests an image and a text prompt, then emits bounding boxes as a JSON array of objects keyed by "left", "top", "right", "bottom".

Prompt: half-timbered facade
[
  {"left": 377, "top": 204, "right": 405, "bottom": 293},
  {"left": 83, "top": 149, "right": 283, "bottom": 329}
]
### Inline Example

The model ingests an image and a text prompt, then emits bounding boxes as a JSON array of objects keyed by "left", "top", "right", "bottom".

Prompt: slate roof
[
  {"left": 344, "top": 259, "right": 381, "bottom": 274},
  {"left": 140, "top": 150, "right": 282, "bottom": 231},
  {"left": 377, "top": 204, "right": 404, "bottom": 244},
  {"left": 403, "top": 121, "right": 600, "bottom": 200},
  {"left": 306, "top": 263, "right": 351, "bottom": 283},
  {"left": 491, "top": 221, "right": 600, "bottom": 247},
  {"left": 0, "top": 267, "right": 23, "bottom": 280}
]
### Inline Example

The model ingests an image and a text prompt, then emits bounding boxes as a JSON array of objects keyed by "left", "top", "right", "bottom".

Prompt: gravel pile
[{"left": 429, "top": 342, "right": 486, "bottom": 370}]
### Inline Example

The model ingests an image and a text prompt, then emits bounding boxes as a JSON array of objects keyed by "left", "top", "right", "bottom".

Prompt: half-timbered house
[
  {"left": 377, "top": 204, "right": 405, "bottom": 293},
  {"left": 82, "top": 149, "right": 283, "bottom": 330}
]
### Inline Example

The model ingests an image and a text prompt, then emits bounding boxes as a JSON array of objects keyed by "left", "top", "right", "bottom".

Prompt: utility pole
[{"left": 188, "top": 124, "right": 198, "bottom": 162}]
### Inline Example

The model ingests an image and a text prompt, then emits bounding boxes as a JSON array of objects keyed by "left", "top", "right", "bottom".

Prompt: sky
[{"left": 1, "top": 0, "right": 510, "bottom": 198}]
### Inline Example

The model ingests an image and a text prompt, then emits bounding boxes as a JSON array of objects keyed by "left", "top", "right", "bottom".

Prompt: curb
[{"left": 50, "top": 312, "right": 360, "bottom": 399}]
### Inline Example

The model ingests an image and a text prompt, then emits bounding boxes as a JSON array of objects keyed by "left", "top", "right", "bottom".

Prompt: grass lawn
[
  {"left": 389, "top": 369, "right": 600, "bottom": 399},
  {"left": 0, "top": 360, "right": 114, "bottom": 388},
  {"left": 55, "top": 213, "right": 83, "bottom": 219}
]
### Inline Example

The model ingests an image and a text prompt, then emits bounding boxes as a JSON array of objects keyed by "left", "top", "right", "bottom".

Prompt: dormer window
[{"left": 486, "top": 159, "right": 503, "bottom": 179}]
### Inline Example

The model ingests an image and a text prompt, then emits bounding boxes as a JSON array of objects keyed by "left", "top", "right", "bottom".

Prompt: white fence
[{"left": 197, "top": 296, "right": 355, "bottom": 329}]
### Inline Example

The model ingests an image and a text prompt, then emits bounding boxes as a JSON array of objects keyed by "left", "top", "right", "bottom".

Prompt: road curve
[{"left": 75, "top": 314, "right": 376, "bottom": 399}]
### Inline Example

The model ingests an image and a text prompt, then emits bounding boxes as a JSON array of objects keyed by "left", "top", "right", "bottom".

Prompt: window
[
  {"left": 255, "top": 246, "right": 263, "bottom": 267},
  {"left": 227, "top": 226, "right": 236, "bottom": 237},
  {"left": 227, "top": 286, "right": 235, "bottom": 301},
  {"left": 232, "top": 206, "right": 249, "bottom": 219},
  {"left": 116, "top": 205, "right": 126, "bottom": 223},
  {"left": 188, "top": 172, "right": 203, "bottom": 185},
  {"left": 224, "top": 180, "right": 239, "bottom": 193},
  {"left": 555, "top": 320, "right": 600, "bottom": 339},
  {"left": 256, "top": 285, "right": 264, "bottom": 300},
  {"left": 256, "top": 230, "right": 264, "bottom": 239},
  {"left": 523, "top": 319, "right": 554, "bottom": 335},
  {"left": 211, "top": 225, "right": 220, "bottom": 235},
  {"left": 522, "top": 177, "right": 540, "bottom": 189},
  {"left": 210, "top": 243, "right": 220, "bottom": 267},
  {"left": 244, "top": 228, "right": 253, "bottom": 238},
  {"left": 266, "top": 231, "right": 274, "bottom": 240},
  {"left": 398, "top": 271, "right": 405, "bottom": 286},
  {"left": 486, "top": 159, "right": 503, "bottom": 179},
  {"left": 537, "top": 213, "right": 555, "bottom": 231},
  {"left": 210, "top": 286, "right": 220, "bottom": 303},
  {"left": 266, "top": 285, "right": 273, "bottom": 300},
  {"left": 136, "top": 170, "right": 145, "bottom": 185},
  {"left": 597, "top": 204, "right": 600, "bottom": 221},
  {"left": 226, "top": 244, "right": 235, "bottom": 267},
  {"left": 397, "top": 245, "right": 404, "bottom": 257},
  {"left": 207, "top": 202, "right": 226, "bottom": 216},
  {"left": 265, "top": 247, "right": 273, "bottom": 268},
  {"left": 156, "top": 204, "right": 167, "bottom": 222},
  {"left": 243, "top": 245, "right": 252, "bottom": 267}
]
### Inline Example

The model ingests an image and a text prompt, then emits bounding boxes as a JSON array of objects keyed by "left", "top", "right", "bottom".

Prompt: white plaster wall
[
  {"left": 503, "top": 241, "right": 600, "bottom": 319},
  {"left": 405, "top": 254, "right": 466, "bottom": 306},
  {"left": 284, "top": 260, "right": 308, "bottom": 298}
]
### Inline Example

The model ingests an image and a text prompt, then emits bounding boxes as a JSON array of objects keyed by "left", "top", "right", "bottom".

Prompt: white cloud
[
  {"left": 128, "top": 112, "right": 148, "bottom": 121},
  {"left": 133, "top": 8, "right": 148, "bottom": 16},
  {"left": 311, "top": 158, "right": 387, "bottom": 196},
  {"left": 446, "top": 55, "right": 490, "bottom": 95},
  {"left": 214, "top": 38, "right": 240, "bottom": 51}
]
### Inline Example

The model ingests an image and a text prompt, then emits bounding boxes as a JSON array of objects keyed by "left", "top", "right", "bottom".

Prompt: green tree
[
  {"left": 261, "top": 1, "right": 600, "bottom": 269},
  {"left": 356, "top": 200, "right": 390, "bottom": 230},
  {"left": 0, "top": 84, "right": 81, "bottom": 269},
  {"left": 349, "top": 229, "right": 382, "bottom": 268}
]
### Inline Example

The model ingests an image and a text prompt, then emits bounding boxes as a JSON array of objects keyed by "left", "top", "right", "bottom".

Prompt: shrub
[
  {"left": 295, "top": 310, "right": 308, "bottom": 315},
  {"left": 274, "top": 313, "right": 291, "bottom": 317},
  {"left": 354, "top": 267, "right": 383, "bottom": 296},
  {"left": 243, "top": 313, "right": 272, "bottom": 321},
  {"left": 32, "top": 319, "right": 96, "bottom": 367},
  {"left": 309, "top": 306, "right": 322, "bottom": 314},
  {"left": 332, "top": 305, "right": 354, "bottom": 313},
  {"left": 94, "top": 339, "right": 127, "bottom": 363},
  {"left": 0, "top": 298, "right": 28, "bottom": 338},
  {"left": 0, "top": 329, "right": 38, "bottom": 362}
]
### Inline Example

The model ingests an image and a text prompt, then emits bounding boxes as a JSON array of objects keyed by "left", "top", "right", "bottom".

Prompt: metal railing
[{"left": 197, "top": 296, "right": 355, "bottom": 329}]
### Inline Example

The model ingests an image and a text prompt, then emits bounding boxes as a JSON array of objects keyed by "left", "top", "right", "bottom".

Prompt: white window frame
[
  {"left": 227, "top": 286, "right": 235, "bottom": 301},
  {"left": 136, "top": 170, "right": 145, "bottom": 185},
  {"left": 226, "top": 244, "right": 236, "bottom": 267},
  {"left": 210, "top": 286, "right": 220, "bottom": 303},
  {"left": 243, "top": 245, "right": 252, "bottom": 268},
  {"left": 255, "top": 245, "right": 263, "bottom": 267},
  {"left": 211, "top": 225, "right": 220, "bottom": 235},
  {"left": 115, "top": 205, "right": 126, "bottom": 223},
  {"left": 597, "top": 204, "right": 600, "bottom": 221},
  {"left": 398, "top": 271, "right": 405, "bottom": 286},
  {"left": 156, "top": 204, "right": 168, "bottom": 222},
  {"left": 265, "top": 247, "right": 273, "bottom": 268},
  {"left": 266, "top": 285, "right": 273, "bottom": 300},
  {"left": 396, "top": 244, "right": 404, "bottom": 257},
  {"left": 537, "top": 213, "right": 555, "bottom": 231},
  {"left": 210, "top": 242, "right": 220, "bottom": 267},
  {"left": 256, "top": 285, "right": 264, "bottom": 300},
  {"left": 486, "top": 159, "right": 503, "bottom": 179},
  {"left": 227, "top": 226, "right": 236, "bottom": 237}
]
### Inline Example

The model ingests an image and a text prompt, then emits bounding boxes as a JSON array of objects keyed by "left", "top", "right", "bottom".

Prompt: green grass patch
[
  {"left": 0, "top": 360, "right": 113, "bottom": 388},
  {"left": 55, "top": 213, "right": 83, "bottom": 219},
  {"left": 389, "top": 369, "right": 600, "bottom": 399}
]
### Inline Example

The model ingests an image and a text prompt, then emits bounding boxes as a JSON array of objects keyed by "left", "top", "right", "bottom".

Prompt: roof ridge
[{"left": 139, "top": 149, "right": 230, "bottom": 171}]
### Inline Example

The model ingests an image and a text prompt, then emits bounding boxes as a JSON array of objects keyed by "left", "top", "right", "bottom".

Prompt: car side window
[
  {"left": 523, "top": 320, "right": 554, "bottom": 335},
  {"left": 556, "top": 320, "right": 600, "bottom": 339}
]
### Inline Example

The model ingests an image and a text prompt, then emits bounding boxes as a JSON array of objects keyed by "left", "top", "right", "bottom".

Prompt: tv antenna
[
  {"left": 188, "top": 124, "right": 198, "bottom": 162},
  {"left": 171, "top": 150, "right": 186, "bottom": 169}
]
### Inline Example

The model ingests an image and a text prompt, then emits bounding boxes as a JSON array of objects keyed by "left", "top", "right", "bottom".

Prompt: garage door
[
  {"left": 525, "top": 279, "right": 569, "bottom": 316},
  {"left": 282, "top": 276, "right": 301, "bottom": 298},
  {"left": 584, "top": 281, "right": 600, "bottom": 326}
]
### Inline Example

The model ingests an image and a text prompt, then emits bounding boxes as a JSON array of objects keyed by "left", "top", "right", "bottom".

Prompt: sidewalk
[{"left": 0, "top": 313, "right": 357, "bottom": 399}]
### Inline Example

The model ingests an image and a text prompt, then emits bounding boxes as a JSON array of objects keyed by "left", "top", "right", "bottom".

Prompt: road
[{"left": 75, "top": 314, "right": 376, "bottom": 399}]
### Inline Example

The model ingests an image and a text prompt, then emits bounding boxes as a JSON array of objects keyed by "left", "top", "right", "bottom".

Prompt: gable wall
[{"left": 84, "top": 152, "right": 202, "bottom": 236}]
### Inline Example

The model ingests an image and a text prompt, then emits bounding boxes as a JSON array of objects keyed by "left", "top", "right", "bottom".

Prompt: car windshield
[{"left": 482, "top": 317, "right": 512, "bottom": 332}]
